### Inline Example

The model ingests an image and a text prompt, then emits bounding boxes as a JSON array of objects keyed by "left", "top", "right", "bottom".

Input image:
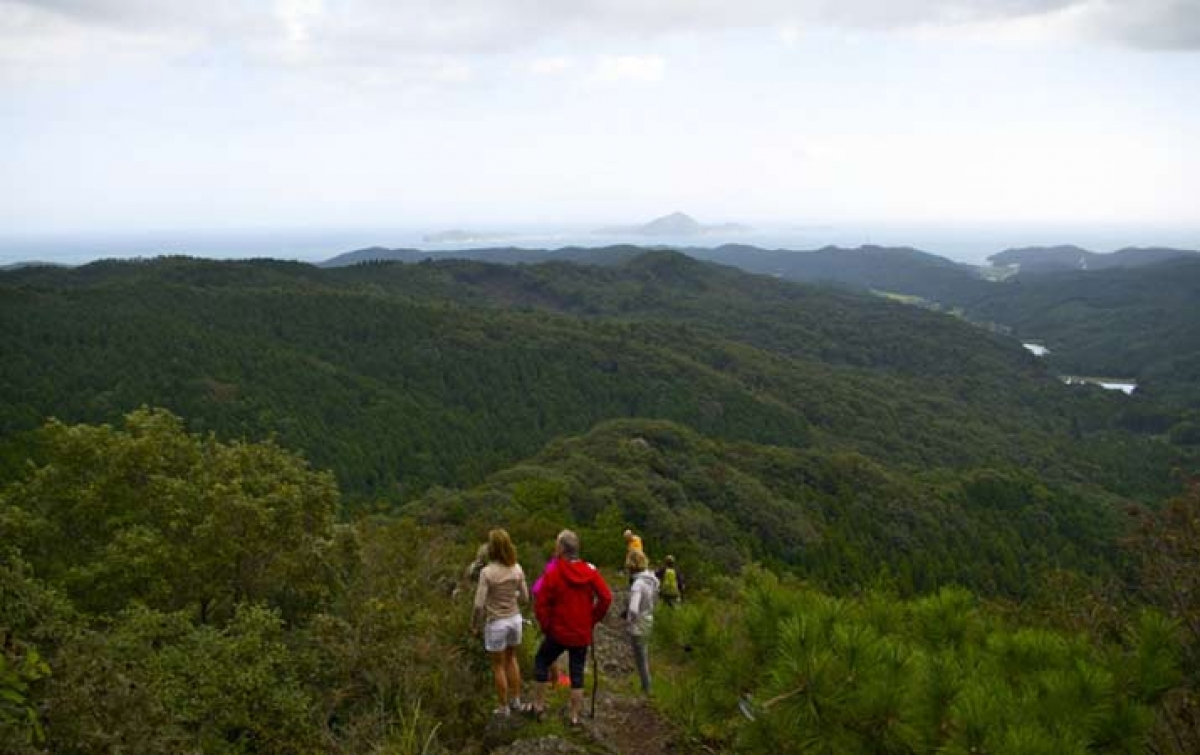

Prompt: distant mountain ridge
[
  {"left": 320, "top": 244, "right": 654, "bottom": 268},
  {"left": 989, "top": 245, "right": 1199, "bottom": 274},
  {"left": 0, "top": 261, "right": 67, "bottom": 271},
  {"left": 322, "top": 240, "right": 1200, "bottom": 311}
]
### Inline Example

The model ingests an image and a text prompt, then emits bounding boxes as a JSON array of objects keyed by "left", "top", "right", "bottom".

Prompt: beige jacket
[{"left": 474, "top": 563, "right": 529, "bottom": 623}]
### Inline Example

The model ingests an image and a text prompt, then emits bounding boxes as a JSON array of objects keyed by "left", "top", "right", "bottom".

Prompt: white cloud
[
  {"left": 4, "top": 0, "right": 1198, "bottom": 85},
  {"left": 528, "top": 56, "right": 574, "bottom": 75},
  {"left": 0, "top": 1, "right": 242, "bottom": 83},
  {"left": 591, "top": 54, "right": 665, "bottom": 84},
  {"left": 276, "top": 0, "right": 323, "bottom": 45},
  {"left": 777, "top": 25, "right": 802, "bottom": 45},
  {"left": 905, "top": 1, "right": 1200, "bottom": 49},
  {"left": 434, "top": 57, "right": 473, "bottom": 83},
  {"left": 1075, "top": 0, "right": 1200, "bottom": 49}
]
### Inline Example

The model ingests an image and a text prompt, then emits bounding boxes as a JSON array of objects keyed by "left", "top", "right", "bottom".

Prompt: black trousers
[{"left": 534, "top": 635, "right": 588, "bottom": 689}]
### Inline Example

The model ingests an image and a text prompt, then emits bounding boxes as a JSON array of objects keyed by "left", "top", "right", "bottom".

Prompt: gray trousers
[{"left": 629, "top": 634, "right": 651, "bottom": 693}]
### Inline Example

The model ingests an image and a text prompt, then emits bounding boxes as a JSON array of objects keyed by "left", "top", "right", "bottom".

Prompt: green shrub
[{"left": 654, "top": 576, "right": 1175, "bottom": 754}]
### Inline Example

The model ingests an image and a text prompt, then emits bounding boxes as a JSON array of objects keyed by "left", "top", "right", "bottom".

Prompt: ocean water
[{"left": 2, "top": 223, "right": 1197, "bottom": 268}]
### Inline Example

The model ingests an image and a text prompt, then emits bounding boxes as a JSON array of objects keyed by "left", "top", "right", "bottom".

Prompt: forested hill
[
  {"left": 0, "top": 253, "right": 1180, "bottom": 502},
  {"left": 966, "top": 257, "right": 1200, "bottom": 414},
  {"left": 319, "top": 244, "right": 1200, "bottom": 409},
  {"left": 5, "top": 406, "right": 1195, "bottom": 754},
  {"left": 322, "top": 241, "right": 990, "bottom": 304},
  {"left": 404, "top": 417, "right": 1125, "bottom": 597},
  {"left": 332, "top": 250, "right": 1003, "bottom": 378},
  {"left": 989, "top": 245, "right": 1200, "bottom": 274},
  {"left": 5, "top": 252, "right": 1200, "bottom": 754},
  {"left": 319, "top": 243, "right": 651, "bottom": 268},
  {"left": 687, "top": 244, "right": 989, "bottom": 304}
]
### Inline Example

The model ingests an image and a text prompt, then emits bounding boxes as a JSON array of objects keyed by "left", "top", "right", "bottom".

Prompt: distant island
[{"left": 596, "top": 211, "right": 752, "bottom": 236}]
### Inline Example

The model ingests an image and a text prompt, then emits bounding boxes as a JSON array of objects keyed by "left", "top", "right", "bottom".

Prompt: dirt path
[{"left": 489, "top": 585, "right": 681, "bottom": 755}]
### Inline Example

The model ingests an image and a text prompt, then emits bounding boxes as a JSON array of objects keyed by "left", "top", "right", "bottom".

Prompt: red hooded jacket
[{"left": 534, "top": 556, "right": 612, "bottom": 647}]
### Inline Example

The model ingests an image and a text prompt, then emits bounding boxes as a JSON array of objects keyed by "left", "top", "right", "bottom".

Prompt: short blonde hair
[{"left": 488, "top": 528, "right": 517, "bottom": 567}]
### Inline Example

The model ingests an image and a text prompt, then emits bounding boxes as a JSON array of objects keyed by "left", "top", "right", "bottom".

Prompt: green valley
[{"left": 2, "top": 250, "right": 1198, "bottom": 754}]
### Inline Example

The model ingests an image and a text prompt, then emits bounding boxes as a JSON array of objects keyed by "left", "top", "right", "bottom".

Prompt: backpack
[
  {"left": 661, "top": 567, "right": 680, "bottom": 598},
  {"left": 468, "top": 556, "right": 487, "bottom": 584}
]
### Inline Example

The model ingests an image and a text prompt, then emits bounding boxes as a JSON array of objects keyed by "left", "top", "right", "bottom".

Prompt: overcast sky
[{"left": 2, "top": 0, "right": 1199, "bottom": 235}]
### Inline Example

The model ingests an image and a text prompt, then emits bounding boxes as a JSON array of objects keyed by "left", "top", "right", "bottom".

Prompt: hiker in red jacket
[{"left": 529, "top": 529, "right": 612, "bottom": 725}]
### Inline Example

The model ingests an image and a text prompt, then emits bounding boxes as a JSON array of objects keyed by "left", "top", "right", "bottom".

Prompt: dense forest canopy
[
  {"left": 963, "top": 259, "right": 1200, "bottom": 413},
  {"left": 319, "top": 242, "right": 1200, "bottom": 418},
  {"left": 3, "top": 250, "right": 1199, "bottom": 753},
  {"left": 3, "top": 409, "right": 1198, "bottom": 753},
  {"left": 0, "top": 252, "right": 1186, "bottom": 499}
]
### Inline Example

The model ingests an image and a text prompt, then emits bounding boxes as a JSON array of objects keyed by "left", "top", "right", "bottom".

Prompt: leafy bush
[
  {"left": 0, "top": 408, "right": 341, "bottom": 623},
  {"left": 42, "top": 605, "right": 322, "bottom": 754}
]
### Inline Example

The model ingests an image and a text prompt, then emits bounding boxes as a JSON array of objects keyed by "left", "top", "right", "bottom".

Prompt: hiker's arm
[
  {"left": 534, "top": 579, "right": 553, "bottom": 629},
  {"left": 592, "top": 575, "right": 613, "bottom": 623},
  {"left": 627, "top": 587, "right": 643, "bottom": 628},
  {"left": 518, "top": 568, "right": 530, "bottom": 606}
]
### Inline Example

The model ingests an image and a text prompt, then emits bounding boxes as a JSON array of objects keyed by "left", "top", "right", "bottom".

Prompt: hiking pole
[{"left": 590, "top": 642, "right": 599, "bottom": 719}]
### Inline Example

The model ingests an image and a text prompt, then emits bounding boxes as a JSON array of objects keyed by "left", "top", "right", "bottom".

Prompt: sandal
[{"left": 491, "top": 706, "right": 510, "bottom": 719}]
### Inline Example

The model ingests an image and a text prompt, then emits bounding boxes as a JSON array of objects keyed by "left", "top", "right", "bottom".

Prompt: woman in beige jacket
[{"left": 471, "top": 528, "right": 530, "bottom": 716}]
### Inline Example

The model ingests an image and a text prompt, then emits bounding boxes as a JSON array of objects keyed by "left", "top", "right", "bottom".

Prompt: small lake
[
  {"left": 1061, "top": 376, "right": 1137, "bottom": 395},
  {"left": 1023, "top": 343, "right": 1135, "bottom": 394}
]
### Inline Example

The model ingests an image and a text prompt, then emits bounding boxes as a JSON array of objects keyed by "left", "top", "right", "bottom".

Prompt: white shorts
[{"left": 484, "top": 614, "right": 523, "bottom": 652}]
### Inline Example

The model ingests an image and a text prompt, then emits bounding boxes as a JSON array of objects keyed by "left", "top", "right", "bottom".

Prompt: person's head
[
  {"left": 623, "top": 529, "right": 633, "bottom": 542},
  {"left": 487, "top": 528, "right": 517, "bottom": 567},
  {"left": 628, "top": 549, "right": 648, "bottom": 573},
  {"left": 665, "top": 555, "right": 675, "bottom": 567},
  {"left": 557, "top": 529, "right": 581, "bottom": 559}
]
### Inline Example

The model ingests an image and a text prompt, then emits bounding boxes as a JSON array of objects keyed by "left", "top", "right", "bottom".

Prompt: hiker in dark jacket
[{"left": 530, "top": 529, "right": 612, "bottom": 725}]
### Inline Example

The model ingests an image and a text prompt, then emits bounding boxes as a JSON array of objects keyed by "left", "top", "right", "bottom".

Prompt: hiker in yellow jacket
[{"left": 623, "top": 528, "right": 644, "bottom": 574}]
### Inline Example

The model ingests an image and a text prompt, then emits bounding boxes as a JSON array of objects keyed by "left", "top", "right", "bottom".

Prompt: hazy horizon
[{"left": 3, "top": 217, "right": 1199, "bottom": 268}]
